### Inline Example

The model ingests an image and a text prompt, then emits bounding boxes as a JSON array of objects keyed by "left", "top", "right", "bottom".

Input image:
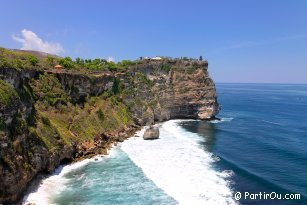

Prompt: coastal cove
[
  {"left": 23, "top": 84, "right": 307, "bottom": 205},
  {"left": 1, "top": 1, "right": 307, "bottom": 204},
  {"left": 23, "top": 121, "right": 237, "bottom": 205},
  {"left": 0, "top": 48, "right": 219, "bottom": 204}
]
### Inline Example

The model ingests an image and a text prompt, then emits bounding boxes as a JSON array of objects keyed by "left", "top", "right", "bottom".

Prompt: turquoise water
[
  {"left": 52, "top": 150, "right": 176, "bottom": 205},
  {"left": 24, "top": 84, "right": 307, "bottom": 205}
]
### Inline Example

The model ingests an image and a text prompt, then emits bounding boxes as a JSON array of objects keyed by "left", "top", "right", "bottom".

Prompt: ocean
[{"left": 23, "top": 84, "right": 307, "bottom": 205}]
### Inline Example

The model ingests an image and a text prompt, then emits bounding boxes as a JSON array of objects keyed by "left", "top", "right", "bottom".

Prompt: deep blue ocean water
[
  {"left": 24, "top": 84, "right": 307, "bottom": 205},
  {"left": 180, "top": 83, "right": 307, "bottom": 205}
]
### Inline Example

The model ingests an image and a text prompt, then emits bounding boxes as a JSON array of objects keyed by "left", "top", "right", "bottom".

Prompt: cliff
[{"left": 0, "top": 54, "right": 219, "bottom": 204}]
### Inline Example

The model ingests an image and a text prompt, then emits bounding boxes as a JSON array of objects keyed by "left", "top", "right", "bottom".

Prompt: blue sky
[{"left": 0, "top": 0, "right": 306, "bottom": 83}]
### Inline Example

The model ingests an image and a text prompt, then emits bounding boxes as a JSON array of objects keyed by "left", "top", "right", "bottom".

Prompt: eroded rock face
[
  {"left": 0, "top": 58, "right": 219, "bottom": 204},
  {"left": 164, "top": 62, "right": 219, "bottom": 120},
  {"left": 124, "top": 59, "right": 220, "bottom": 124},
  {"left": 143, "top": 126, "right": 160, "bottom": 140}
]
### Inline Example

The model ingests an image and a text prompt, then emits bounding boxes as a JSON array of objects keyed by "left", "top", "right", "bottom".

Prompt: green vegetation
[
  {"left": 59, "top": 57, "right": 75, "bottom": 69},
  {"left": 0, "top": 80, "right": 20, "bottom": 107},
  {"left": 30, "top": 74, "right": 71, "bottom": 106},
  {"left": 55, "top": 57, "right": 139, "bottom": 72},
  {"left": 21, "top": 69, "right": 134, "bottom": 151},
  {"left": 0, "top": 47, "right": 202, "bottom": 75},
  {"left": 161, "top": 64, "right": 171, "bottom": 73},
  {"left": 10, "top": 112, "right": 27, "bottom": 136},
  {"left": 28, "top": 55, "right": 38, "bottom": 66},
  {"left": 136, "top": 72, "right": 154, "bottom": 87},
  {"left": 35, "top": 113, "right": 64, "bottom": 151},
  {"left": 75, "top": 58, "right": 108, "bottom": 71},
  {"left": 0, "top": 47, "right": 136, "bottom": 72},
  {"left": 117, "top": 60, "right": 136, "bottom": 68},
  {"left": 0, "top": 117, "right": 5, "bottom": 131},
  {"left": 112, "top": 78, "right": 122, "bottom": 94},
  {"left": 0, "top": 47, "right": 43, "bottom": 70},
  {"left": 31, "top": 94, "right": 133, "bottom": 151},
  {"left": 45, "top": 55, "right": 56, "bottom": 66},
  {"left": 96, "top": 108, "right": 105, "bottom": 120},
  {"left": 0, "top": 47, "right": 203, "bottom": 151},
  {"left": 0, "top": 45, "right": 210, "bottom": 204}
]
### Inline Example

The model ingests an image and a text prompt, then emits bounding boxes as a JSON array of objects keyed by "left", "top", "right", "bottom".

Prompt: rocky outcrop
[
  {"left": 123, "top": 59, "right": 220, "bottom": 125},
  {"left": 52, "top": 71, "right": 115, "bottom": 103},
  {"left": 0, "top": 58, "right": 219, "bottom": 204},
  {"left": 143, "top": 126, "right": 159, "bottom": 140}
]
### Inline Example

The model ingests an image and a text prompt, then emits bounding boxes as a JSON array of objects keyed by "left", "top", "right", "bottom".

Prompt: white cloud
[
  {"left": 107, "top": 56, "right": 115, "bottom": 62},
  {"left": 12, "top": 29, "right": 64, "bottom": 55}
]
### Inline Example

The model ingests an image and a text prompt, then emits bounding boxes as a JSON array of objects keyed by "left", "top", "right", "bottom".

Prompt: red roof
[{"left": 54, "top": 65, "right": 63, "bottom": 69}]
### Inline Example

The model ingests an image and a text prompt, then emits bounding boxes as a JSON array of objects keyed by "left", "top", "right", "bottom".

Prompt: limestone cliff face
[
  {"left": 123, "top": 59, "right": 219, "bottom": 125},
  {"left": 0, "top": 59, "right": 219, "bottom": 204}
]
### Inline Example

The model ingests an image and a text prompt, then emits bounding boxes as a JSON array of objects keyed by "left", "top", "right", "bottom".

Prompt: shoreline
[
  {"left": 1, "top": 56, "right": 220, "bottom": 204},
  {"left": 21, "top": 119, "right": 238, "bottom": 205},
  {"left": 17, "top": 118, "right": 218, "bottom": 205},
  {"left": 21, "top": 154, "right": 106, "bottom": 205},
  {"left": 20, "top": 125, "right": 145, "bottom": 205}
]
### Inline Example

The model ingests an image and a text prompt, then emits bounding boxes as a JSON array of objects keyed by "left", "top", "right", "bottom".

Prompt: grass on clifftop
[
  {"left": 0, "top": 47, "right": 42, "bottom": 70},
  {"left": 1, "top": 47, "right": 204, "bottom": 74},
  {"left": 0, "top": 47, "right": 139, "bottom": 72}
]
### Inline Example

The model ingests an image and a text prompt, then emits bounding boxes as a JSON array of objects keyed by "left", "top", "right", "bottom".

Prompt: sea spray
[
  {"left": 121, "top": 120, "right": 237, "bottom": 205},
  {"left": 23, "top": 120, "right": 237, "bottom": 205},
  {"left": 23, "top": 152, "right": 113, "bottom": 204},
  {"left": 22, "top": 141, "right": 175, "bottom": 205}
]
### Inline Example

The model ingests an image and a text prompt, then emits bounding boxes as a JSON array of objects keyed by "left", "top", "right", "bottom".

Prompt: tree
[
  {"left": 28, "top": 55, "right": 38, "bottom": 66},
  {"left": 75, "top": 57, "right": 84, "bottom": 64},
  {"left": 46, "top": 56, "right": 55, "bottom": 66},
  {"left": 112, "top": 78, "right": 121, "bottom": 94},
  {"left": 59, "top": 57, "right": 74, "bottom": 69},
  {"left": 108, "top": 61, "right": 117, "bottom": 71}
]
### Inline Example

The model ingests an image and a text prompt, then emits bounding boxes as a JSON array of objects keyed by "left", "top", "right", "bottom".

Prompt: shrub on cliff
[
  {"left": 0, "top": 47, "right": 139, "bottom": 72},
  {"left": 107, "top": 61, "right": 118, "bottom": 71},
  {"left": 0, "top": 117, "right": 5, "bottom": 131},
  {"left": 59, "top": 57, "right": 75, "bottom": 69},
  {"left": 0, "top": 80, "right": 20, "bottom": 108},
  {"left": 136, "top": 72, "right": 153, "bottom": 87},
  {"left": 10, "top": 112, "right": 27, "bottom": 136},
  {"left": 112, "top": 78, "right": 122, "bottom": 94},
  {"left": 161, "top": 64, "right": 171, "bottom": 73},
  {"left": 30, "top": 74, "right": 71, "bottom": 106},
  {"left": 0, "top": 48, "right": 43, "bottom": 69},
  {"left": 96, "top": 108, "right": 105, "bottom": 120},
  {"left": 118, "top": 60, "right": 135, "bottom": 67},
  {"left": 28, "top": 55, "right": 38, "bottom": 66},
  {"left": 45, "top": 55, "right": 56, "bottom": 67}
]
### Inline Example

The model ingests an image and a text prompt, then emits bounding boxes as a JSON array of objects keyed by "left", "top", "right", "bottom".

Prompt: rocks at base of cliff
[{"left": 143, "top": 126, "right": 159, "bottom": 140}]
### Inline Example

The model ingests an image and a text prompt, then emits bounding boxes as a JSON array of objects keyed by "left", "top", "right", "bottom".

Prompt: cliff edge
[{"left": 0, "top": 50, "right": 219, "bottom": 204}]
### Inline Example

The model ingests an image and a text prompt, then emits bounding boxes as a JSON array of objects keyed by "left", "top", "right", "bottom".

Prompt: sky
[{"left": 0, "top": 0, "right": 306, "bottom": 83}]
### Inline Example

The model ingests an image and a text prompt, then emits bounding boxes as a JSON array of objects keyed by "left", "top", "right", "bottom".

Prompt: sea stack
[{"left": 143, "top": 126, "right": 160, "bottom": 140}]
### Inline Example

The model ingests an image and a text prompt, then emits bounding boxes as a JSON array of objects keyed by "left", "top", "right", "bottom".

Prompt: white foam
[
  {"left": 261, "top": 120, "right": 283, "bottom": 126},
  {"left": 22, "top": 152, "right": 112, "bottom": 205},
  {"left": 210, "top": 117, "right": 234, "bottom": 124},
  {"left": 121, "top": 120, "right": 237, "bottom": 205}
]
